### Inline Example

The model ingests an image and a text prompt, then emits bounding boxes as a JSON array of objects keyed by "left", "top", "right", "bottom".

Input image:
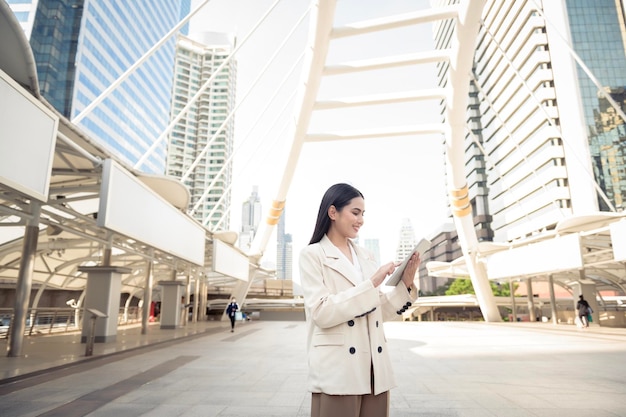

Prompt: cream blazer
[{"left": 299, "top": 235, "right": 418, "bottom": 396}]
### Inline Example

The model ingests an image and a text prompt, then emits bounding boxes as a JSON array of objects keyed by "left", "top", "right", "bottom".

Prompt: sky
[{"left": 189, "top": 0, "right": 451, "bottom": 280}]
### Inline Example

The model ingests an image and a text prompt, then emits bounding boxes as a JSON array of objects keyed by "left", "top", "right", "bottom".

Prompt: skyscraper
[
  {"left": 566, "top": 1, "right": 626, "bottom": 211},
  {"left": 433, "top": 0, "right": 621, "bottom": 243},
  {"left": 394, "top": 218, "right": 416, "bottom": 264},
  {"left": 167, "top": 32, "right": 237, "bottom": 228},
  {"left": 10, "top": 0, "right": 190, "bottom": 174},
  {"left": 364, "top": 238, "right": 381, "bottom": 266},
  {"left": 276, "top": 210, "right": 292, "bottom": 280},
  {"left": 239, "top": 186, "right": 262, "bottom": 251}
]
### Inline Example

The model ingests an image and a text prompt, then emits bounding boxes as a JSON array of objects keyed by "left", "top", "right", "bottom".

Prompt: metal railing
[{"left": 0, "top": 306, "right": 142, "bottom": 338}]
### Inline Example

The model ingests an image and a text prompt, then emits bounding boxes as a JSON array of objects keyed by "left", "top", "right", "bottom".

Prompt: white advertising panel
[
  {"left": 212, "top": 239, "right": 249, "bottom": 281},
  {"left": 98, "top": 160, "right": 205, "bottom": 265},
  {"left": 487, "top": 233, "right": 583, "bottom": 279},
  {"left": 0, "top": 70, "right": 58, "bottom": 201},
  {"left": 610, "top": 220, "right": 626, "bottom": 262}
]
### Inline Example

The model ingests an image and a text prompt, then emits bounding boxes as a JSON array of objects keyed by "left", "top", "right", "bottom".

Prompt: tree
[
  {"left": 445, "top": 278, "right": 474, "bottom": 295},
  {"left": 445, "top": 278, "right": 517, "bottom": 296}
]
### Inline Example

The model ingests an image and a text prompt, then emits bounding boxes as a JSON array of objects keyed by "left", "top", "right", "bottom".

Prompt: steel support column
[
  {"left": 141, "top": 259, "right": 154, "bottom": 335},
  {"left": 444, "top": 0, "right": 501, "bottom": 322},
  {"left": 7, "top": 203, "right": 41, "bottom": 357}
]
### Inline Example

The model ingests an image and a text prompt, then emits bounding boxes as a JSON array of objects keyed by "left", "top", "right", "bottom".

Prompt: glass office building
[
  {"left": 10, "top": 0, "right": 190, "bottom": 173},
  {"left": 566, "top": 0, "right": 626, "bottom": 211}
]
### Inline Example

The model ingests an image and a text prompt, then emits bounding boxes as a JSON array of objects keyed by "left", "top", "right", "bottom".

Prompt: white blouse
[{"left": 336, "top": 242, "right": 364, "bottom": 283}]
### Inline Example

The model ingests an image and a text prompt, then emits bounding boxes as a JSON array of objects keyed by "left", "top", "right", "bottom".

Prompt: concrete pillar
[
  {"left": 193, "top": 276, "right": 200, "bottom": 323},
  {"left": 78, "top": 266, "right": 131, "bottom": 343},
  {"left": 141, "top": 260, "right": 154, "bottom": 335},
  {"left": 7, "top": 203, "right": 41, "bottom": 357},
  {"left": 509, "top": 278, "right": 518, "bottom": 322},
  {"left": 548, "top": 274, "right": 558, "bottom": 324},
  {"left": 526, "top": 278, "right": 536, "bottom": 322},
  {"left": 183, "top": 274, "right": 191, "bottom": 325},
  {"left": 200, "top": 280, "right": 207, "bottom": 321},
  {"left": 158, "top": 280, "right": 185, "bottom": 329}
]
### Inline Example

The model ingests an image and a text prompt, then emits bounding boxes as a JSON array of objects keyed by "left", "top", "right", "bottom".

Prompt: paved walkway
[{"left": 1, "top": 320, "right": 626, "bottom": 416}]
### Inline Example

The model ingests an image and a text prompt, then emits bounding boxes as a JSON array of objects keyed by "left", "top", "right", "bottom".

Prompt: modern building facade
[
  {"left": 9, "top": 0, "right": 190, "bottom": 174},
  {"left": 432, "top": 0, "right": 626, "bottom": 246},
  {"left": 239, "top": 186, "right": 262, "bottom": 251},
  {"left": 394, "top": 218, "right": 417, "bottom": 264},
  {"left": 276, "top": 211, "right": 293, "bottom": 280},
  {"left": 566, "top": 1, "right": 626, "bottom": 212},
  {"left": 167, "top": 32, "right": 237, "bottom": 228}
]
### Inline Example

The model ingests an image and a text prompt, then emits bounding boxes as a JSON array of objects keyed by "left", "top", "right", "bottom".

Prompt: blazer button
[
  {"left": 376, "top": 321, "right": 379, "bottom": 327},
  {"left": 405, "top": 302, "right": 412, "bottom": 308},
  {"left": 349, "top": 347, "right": 356, "bottom": 354},
  {"left": 348, "top": 320, "right": 355, "bottom": 327},
  {"left": 377, "top": 346, "right": 383, "bottom": 353},
  {"left": 396, "top": 310, "right": 402, "bottom": 315}
]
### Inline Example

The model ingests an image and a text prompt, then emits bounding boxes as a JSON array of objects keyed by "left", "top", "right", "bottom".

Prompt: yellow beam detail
[{"left": 266, "top": 200, "right": 286, "bottom": 225}]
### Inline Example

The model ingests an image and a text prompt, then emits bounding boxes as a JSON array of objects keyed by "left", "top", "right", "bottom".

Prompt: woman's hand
[
  {"left": 370, "top": 262, "right": 396, "bottom": 288},
  {"left": 401, "top": 252, "right": 421, "bottom": 289}
]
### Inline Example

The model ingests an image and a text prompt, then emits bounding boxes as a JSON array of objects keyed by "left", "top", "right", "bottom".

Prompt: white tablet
[{"left": 385, "top": 238, "right": 431, "bottom": 286}]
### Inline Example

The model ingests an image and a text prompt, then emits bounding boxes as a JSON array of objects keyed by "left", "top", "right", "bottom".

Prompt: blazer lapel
[{"left": 319, "top": 235, "right": 360, "bottom": 286}]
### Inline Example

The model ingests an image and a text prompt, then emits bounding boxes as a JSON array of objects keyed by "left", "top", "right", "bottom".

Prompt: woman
[{"left": 299, "top": 183, "right": 420, "bottom": 417}]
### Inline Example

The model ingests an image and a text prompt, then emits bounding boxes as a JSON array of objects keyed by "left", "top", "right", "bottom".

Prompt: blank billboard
[
  {"left": 0, "top": 70, "right": 57, "bottom": 201},
  {"left": 212, "top": 239, "right": 249, "bottom": 281},
  {"left": 487, "top": 233, "right": 583, "bottom": 279},
  {"left": 98, "top": 160, "right": 205, "bottom": 265}
]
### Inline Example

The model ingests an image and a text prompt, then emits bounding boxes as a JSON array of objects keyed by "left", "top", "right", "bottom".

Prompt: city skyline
[{"left": 8, "top": 0, "right": 626, "bottom": 291}]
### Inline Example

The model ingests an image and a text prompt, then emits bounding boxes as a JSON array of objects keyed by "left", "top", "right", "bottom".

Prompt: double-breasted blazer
[{"left": 299, "top": 235, "right": 418, "bottom": 396}]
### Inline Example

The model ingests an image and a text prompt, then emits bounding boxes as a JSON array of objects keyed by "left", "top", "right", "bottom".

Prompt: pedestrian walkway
[{"left": 1, "top": 320, "right": 626, "bottom": 416}]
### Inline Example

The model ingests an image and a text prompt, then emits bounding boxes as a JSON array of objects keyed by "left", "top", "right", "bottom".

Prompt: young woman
[{"left": 299, "top": 183, "right": 420, "bottom": 417}]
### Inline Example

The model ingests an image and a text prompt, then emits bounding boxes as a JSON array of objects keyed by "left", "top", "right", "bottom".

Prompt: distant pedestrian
[
  {"left": 576, "top": 295, "right": 590, "bottom": 328},
  {"left": 226, "top": 297, "right": 239, "bottom": 332}
]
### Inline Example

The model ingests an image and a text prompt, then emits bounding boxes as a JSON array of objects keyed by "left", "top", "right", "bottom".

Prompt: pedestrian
[
  {"left": 226, "top": 297, "right": 239, "bottom": 332},
  {"left": 576, "top": 295, "right": 590, "bottom": 328},
  {"left": 299, "top": 183, "right": 420, "bottom": 417}
]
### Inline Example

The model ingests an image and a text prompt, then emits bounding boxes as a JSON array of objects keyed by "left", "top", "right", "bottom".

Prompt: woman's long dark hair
[{"left": 309, "top": 183, "right": 364, "bottom": 244}]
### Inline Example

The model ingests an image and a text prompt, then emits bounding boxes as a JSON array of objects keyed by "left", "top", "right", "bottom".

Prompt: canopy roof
[{"left": 0, "top": 6, "right": 249, "bottom": 299}]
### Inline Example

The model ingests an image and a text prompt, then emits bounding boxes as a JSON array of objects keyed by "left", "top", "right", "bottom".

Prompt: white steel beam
[
  {"left": 305, "top": 124, "right": 445, "bottom": 142},
  {"left": 314, "top": 89, "right": 446, "bottom": 110},
  {"left": 251, "top": 0, "right": 337, "bottom": 255},
  {"left": 443, "top": 0, "right": 501, "bottom": 322},
  {"left": 324, "top": 50, "right": 451, "bottom": 75},
  {"left": 331, "top": 5, "right": 459, "bottom": 39}
]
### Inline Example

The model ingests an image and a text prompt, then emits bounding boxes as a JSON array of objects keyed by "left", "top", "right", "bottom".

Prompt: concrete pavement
[{"left": 0, "top": 320, "right": 625, "bottom": 416}]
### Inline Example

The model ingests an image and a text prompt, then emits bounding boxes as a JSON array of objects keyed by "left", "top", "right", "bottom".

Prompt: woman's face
[{"left": 330, "top": 196, "right": 365, "bottom": 239}]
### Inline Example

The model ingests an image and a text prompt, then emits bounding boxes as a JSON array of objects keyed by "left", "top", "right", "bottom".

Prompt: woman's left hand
[{"left": 401, "top": 252, "right": 421, "bottom": 289}]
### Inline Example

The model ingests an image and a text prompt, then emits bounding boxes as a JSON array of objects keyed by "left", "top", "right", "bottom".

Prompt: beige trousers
[{"left": 310, "top": 391, "right": 389, "bottom": 417}]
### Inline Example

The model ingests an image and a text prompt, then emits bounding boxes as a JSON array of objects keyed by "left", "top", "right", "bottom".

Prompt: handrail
[{"left": 0, "top": 307, "right": 142, "bottom": 338}]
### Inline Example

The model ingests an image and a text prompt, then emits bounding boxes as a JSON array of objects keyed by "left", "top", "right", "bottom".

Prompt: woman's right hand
[{"left": 370, "top": 262, "right": 397, "bottom": 288}]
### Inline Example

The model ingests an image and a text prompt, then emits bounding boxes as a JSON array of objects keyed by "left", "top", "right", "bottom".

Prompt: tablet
[{"left": 385, "top": 238, "right": 431, "bottom": 286}]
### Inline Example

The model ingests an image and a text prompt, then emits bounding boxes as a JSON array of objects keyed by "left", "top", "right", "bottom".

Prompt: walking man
[{"left": 226, "top": 297, "right": 239, "bottom": 332}]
